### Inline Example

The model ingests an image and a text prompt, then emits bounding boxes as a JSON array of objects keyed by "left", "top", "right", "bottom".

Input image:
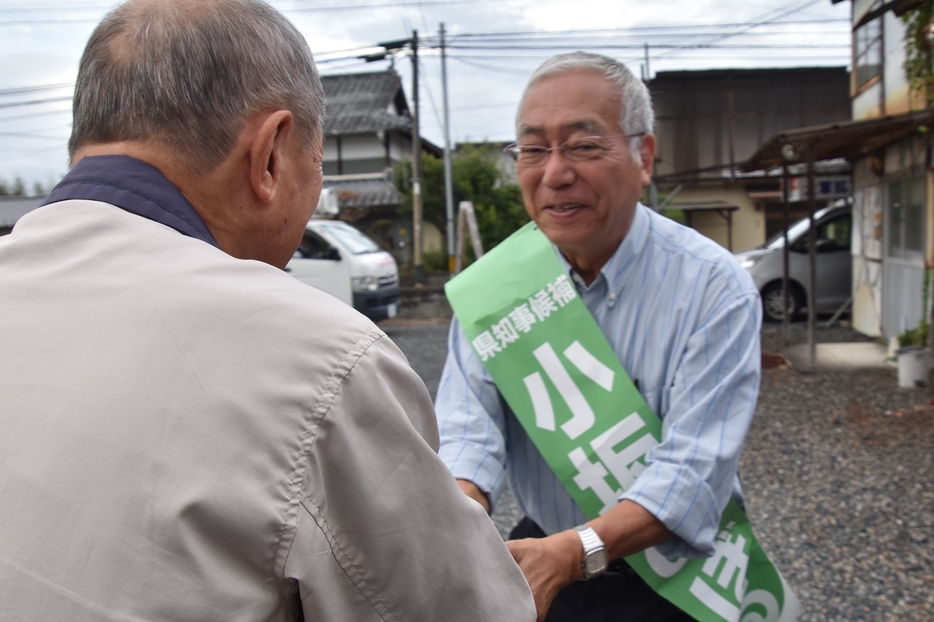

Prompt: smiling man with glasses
[{"left": 436, "top": 52, "right": 766, "bottom": 622}]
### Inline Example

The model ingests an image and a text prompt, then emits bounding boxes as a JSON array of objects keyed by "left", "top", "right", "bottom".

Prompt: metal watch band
[{"left": 574, "top": 525, "right": 608, "bottom": 580}]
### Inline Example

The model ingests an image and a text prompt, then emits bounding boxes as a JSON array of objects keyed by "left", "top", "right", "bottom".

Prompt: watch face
[{"left": 585, "top": 549, "right": 608, "bottom": 576}]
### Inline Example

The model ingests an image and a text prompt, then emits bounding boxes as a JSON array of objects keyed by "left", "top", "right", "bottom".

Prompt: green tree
[
  {"left": 11, "top": 177, "right": 25, "bottom": 196},
  {"left": 903, "top": 5, "right": 934, "bottom": 103},
  {"left": 394, "top": 143, "right": 529, "bottom": 265}
]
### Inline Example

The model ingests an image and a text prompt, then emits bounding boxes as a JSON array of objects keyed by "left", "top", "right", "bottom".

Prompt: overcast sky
[{"left": 0, "top": 0, "right": 852, "bottom": 190}]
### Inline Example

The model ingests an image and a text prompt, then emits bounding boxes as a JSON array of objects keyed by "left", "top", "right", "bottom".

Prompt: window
[
  {"left": 295, "top": 231, "right": 337, "bottom": 260},
  {"left": 790, "top": 213, "right": 852, "bottom": 253},
  {"left": 888, "top": 177, "right": 925, "bottom": 259},
  {"left": 854, "top": 3, "right": 882, "bottom": 90},
  {"left": 817, "top": 214, "right": 852, "bottom": 251},
  {"left": 318, "top": 223, "right": 381, "bottom": 255}
]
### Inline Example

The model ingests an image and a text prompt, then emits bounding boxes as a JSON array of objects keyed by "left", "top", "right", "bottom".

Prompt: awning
[{"left": 741, "top": 109, "right": 934, "bottom": 172}]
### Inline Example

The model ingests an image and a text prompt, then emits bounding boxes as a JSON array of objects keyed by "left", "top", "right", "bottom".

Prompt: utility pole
[
  {"left": 644, "top": 43, "right": 650, "bottom": 81},
  {"left": 440, "top": 23, "right": 456, "bottom": 275},
  {"left": 410, "top": 30, "right": 425, "bottom": 285}
]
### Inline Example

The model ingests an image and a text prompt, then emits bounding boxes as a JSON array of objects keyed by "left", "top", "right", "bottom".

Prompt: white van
[{"left": 286, "top": 218, "right": 400, "bottom": 322}]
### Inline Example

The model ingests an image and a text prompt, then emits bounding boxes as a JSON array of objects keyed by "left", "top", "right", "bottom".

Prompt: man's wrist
[
  {"left": 574, "top": 524, "right": 608, "bottom": 580},
  {"left": 554, "top": 529, "right": 585, "bottom": 584}
]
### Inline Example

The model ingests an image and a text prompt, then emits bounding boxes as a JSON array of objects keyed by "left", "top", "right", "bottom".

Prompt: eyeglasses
[{"left": 503, "top": 134, "right": 645, "bottom": 165}]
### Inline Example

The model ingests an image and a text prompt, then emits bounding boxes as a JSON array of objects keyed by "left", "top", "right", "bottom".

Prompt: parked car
[
  {"left": 286, "top": 219, "right": 400, "bottom": 322},
  {"left": 734, "top": 204, "right": 852, "bottom": 322}
]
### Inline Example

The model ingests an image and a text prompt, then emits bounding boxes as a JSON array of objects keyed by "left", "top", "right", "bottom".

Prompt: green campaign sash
[{"left": 445, "top": 222, "right": 799, "bottom": 622}]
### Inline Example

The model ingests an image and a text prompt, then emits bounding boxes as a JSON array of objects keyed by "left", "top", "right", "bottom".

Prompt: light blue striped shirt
[{"left": 436, "top": 203, "right": 762, "bottom": 559}]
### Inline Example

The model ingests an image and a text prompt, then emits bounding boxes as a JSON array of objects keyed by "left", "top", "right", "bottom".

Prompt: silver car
[{"left": 734, "top": 204, "right": 852, "bottom": 322}]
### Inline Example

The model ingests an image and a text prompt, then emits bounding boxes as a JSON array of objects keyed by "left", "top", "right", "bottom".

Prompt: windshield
[
  {"left": 761, "top": 207, "right": 844, "bottom": 249},
  {"left": 763, "top": 217, "right": 810, "bottom": 249},
  {"left": 318, "top": 223, "right": 381, "bottom": 255}
]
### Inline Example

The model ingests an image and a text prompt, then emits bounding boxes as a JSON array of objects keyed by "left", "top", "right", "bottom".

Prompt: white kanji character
[
  {"left": 528, "top": 289, "right": 558, "bottom": 321},
  {"left": 703, "top": 530, "right": 749, "bottom": 601},
  {"left": 589, "top": 413, "right": 658, "bottom": 491},
  {"left": 509, "top": 303, "right": 538, "bottom": 333},
  {"left": 548, "top": 274, "right": 577, "bottom": 307},
  {"left": 471, "top": 331, "right": 502, "bottom": 361},
  {"left": 491, "top": 316, "right": 520, "bottom": 348},
  {"left": 568, "top": 447, "right": 618, "bottom": 515},
  {"left": 532, "top": 343, "right": 595, "bottom": 439},
  {"left": 688, "top": 530, "right": 750, "bottom": 620}
]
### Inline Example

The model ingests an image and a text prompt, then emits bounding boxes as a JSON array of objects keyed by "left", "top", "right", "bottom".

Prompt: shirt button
[{"left": 607, "top": 292, "right": 617, "bottom": 308}]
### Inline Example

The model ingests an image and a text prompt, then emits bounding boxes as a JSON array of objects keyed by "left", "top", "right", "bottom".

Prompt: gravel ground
[
  {"left": 385, "top": 318, "right": 934, "bottom": 621},
  {"left": 754, "top": 322, "right": 933, "bottom": 621}
]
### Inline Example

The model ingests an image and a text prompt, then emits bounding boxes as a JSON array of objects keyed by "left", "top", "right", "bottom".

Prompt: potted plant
[{"left": 896, "top": 319, "right": 929, "bottom": 388}]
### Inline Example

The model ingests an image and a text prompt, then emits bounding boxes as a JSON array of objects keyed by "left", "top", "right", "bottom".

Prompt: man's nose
[{"left": 540, "top": 150, "right": 576, "bottom": 188}]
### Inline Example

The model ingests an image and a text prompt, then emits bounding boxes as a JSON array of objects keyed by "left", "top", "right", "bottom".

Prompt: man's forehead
[{"left": 517, "top": 119, "right": 606, "bottom": 138}]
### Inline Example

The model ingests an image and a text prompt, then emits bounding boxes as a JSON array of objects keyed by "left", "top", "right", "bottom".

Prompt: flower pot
[{"left": 896, "top": 346, "right": 928, "bottom": 388}]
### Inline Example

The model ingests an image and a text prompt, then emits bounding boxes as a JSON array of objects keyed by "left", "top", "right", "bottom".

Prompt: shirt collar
[
  {"left": 557, "top": 202, "right": 651, "bottom": 295},
  {"left": 43, "top": 155, "right": 218, "bottom": 247}
]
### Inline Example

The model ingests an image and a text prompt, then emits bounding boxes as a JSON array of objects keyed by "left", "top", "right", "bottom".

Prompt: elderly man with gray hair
[
  {"left": 0, "top": 1, "right": 535, "bottom": 620},
  {"left": 436, "top": 52, "right": 762, "bottom": 621}
]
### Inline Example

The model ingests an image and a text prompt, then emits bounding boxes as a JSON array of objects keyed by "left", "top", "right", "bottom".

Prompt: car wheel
[{"left": 761, "top": 282, "right": 801, "bottom": 323}]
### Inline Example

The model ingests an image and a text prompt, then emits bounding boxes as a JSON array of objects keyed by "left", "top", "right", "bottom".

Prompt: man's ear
[
  {"left": 249, "top": 110, "right": 294, "bottom": 205},
  {"left": 638, "top": 133, "right": 656, "bottom": 187}
]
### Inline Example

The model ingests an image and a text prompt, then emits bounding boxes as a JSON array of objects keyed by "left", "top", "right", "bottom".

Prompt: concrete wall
[
  {"left": 851, "top": 136, "right": 930, "bottom": 339},
  {"left": 667, "top": 185, "right": 765, "bottom": 252},
  {"left": 851, "top": 0, "right": 921, "bottom": 121},
  {"left": 652, "top": 67, "right": 850, "bottom": 178}
]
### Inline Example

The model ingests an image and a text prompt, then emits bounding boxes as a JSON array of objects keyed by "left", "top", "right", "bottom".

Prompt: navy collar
[{"left": 43, "top": 155, "right": 218, "bottom": 247}]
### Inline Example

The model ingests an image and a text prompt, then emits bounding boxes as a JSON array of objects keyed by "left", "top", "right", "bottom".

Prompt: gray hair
[
  {"left": 519, "top": 51, "right": 654, "bottom": 161},
  {"left": 69, "top": 0, "right": 325, "bottom": 174}
]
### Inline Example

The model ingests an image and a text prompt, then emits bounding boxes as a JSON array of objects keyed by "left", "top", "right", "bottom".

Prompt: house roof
[
  {"left": 0, "top": 195, "right": 44, "bottom": 228},
  {"left": 321, "top": 173, "right": 402, "bottom": 222},
  {"left": 322, "top": 70, "right": 412, "bottom": 136},
  {"left": 741, "top": 109, "right": 934, "bottom": 172}
]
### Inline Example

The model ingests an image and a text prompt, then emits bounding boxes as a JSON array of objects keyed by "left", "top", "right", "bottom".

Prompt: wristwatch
[{"left": 574, "top": 525, "right": 608, "bottom": 580}]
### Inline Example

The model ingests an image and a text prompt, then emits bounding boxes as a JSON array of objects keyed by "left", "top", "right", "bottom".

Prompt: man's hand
[
  {"left": 505, "top": 530, "right": 582, "bottom": 622},
  {"left": 506, "top": 501, "right": 673, "bottom": 621}
]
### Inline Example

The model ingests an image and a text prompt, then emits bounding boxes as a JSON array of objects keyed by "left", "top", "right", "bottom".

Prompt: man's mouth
[{"left": 545, "top": 204, "right": 584, "bottom": 213}]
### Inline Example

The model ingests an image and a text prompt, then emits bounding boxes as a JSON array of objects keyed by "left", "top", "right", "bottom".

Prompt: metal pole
[
  {"left": 807, "top": 149, "right": 817, "bottom": 368},
  {"left": 410, "top": 30, "right": 424, "bottom": 285},
  {"left": 440, "top": 23, "right": 456, "bottom": 275},
  {"left": 781, "top": 163, "right": 790, "bottom": 349},
  {"left": 644, "top": 43, "right": 650, "bottom": 80},
  {"left": 727, "top": 75, "right": 736, "bottom": 181}
]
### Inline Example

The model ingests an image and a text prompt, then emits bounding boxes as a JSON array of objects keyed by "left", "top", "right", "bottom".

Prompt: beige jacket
[{"left": 0, "top": 200, "right": 535, "bottom": 621}]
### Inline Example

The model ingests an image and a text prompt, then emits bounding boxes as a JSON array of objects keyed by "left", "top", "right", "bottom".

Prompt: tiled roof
[
  {"left": 322, "top": 70, "right": 412, "bottom": 136},
  {"left": 323, "top": 176, "right": 402, "bottom": 211},
  {"left": 0, "top": 196, "right": 45, "bottom": 228}
]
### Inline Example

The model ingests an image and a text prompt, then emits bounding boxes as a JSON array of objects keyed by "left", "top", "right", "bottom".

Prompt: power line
[
  {"left": 0, "top": 108, "right": 73, "bottom": 124},
  {"left": 654, "top": 0, "right": 828, "bottom": 60},
  {"left": 0, "top": 131, "right": 69, "bottom": 140},
  {"left": 448, "top": 43, "right": 849, "bottom": 50},
  {"left": 448, "top": 22, "right": 847, "bottom": 40},
  {"left": 0, "top": 83, "right": 73, "bottom": 97},
  {"left": 0, "top": 96, "right": 72, "bottom": 110}
]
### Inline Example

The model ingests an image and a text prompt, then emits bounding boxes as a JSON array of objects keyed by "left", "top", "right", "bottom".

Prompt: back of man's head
[{"left": 69, "top": 0, "right": 325, "bottom": 175}]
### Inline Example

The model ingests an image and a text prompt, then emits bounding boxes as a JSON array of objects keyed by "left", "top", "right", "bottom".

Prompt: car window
[
  {"left": 764, "top": 217, "right": 811, "bottom": 249},
  {"left": 294, "top": 231, "right": 337, "bottom": 259},
  {"left": 790, "top": 213, "right": 851, "bottom": 253},
  {"left": 318, "top": 224, "right": 381, "bottom": 255},
  {"left": 818, "top": 215, "right": 851, "bottom": 250}
]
